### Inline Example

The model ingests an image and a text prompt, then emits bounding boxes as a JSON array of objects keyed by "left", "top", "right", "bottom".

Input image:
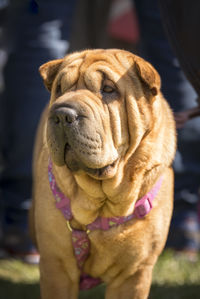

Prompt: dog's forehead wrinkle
[
  {"left": 64, "top": 52, "right": 85, "bottom": 66},
  {"left": 54, "top": 69, "right": 78, "bottom": 94},
  {"left": 63, "top": 53, "right": 130, "bottom": 94},
  {"left": 114, "top": 51, "right": 135, "bottom": 71},
  {"left": 83, "top": 70, "right": 102, "bottom": 93},
  {"left": 56, "top": 56, "right": 87, "bottom": 88},
  {"left": 84, "top": 66, "right": 123, "bottom": 93},
  {"left": 67, "top": 57, "right": 84, "bottom": 67}
]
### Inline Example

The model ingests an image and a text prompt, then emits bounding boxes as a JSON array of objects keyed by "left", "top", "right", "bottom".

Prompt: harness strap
[
  {"left": 48, "top": 160, "right": 163, "bottom": 290},
  {"left": 86, "top": 177, "right": 163, "bottom": 232}
]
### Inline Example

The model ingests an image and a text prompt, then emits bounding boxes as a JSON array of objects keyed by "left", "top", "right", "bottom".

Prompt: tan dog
[{"left": 31, "top": 49, "right": 176, "bottom": 299}]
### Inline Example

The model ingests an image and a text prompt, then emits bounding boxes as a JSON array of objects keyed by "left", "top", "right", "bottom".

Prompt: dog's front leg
[
  {"left": 39, "top": 257, "right": 79, "bottom": 299},
  {"left": 105, "top": 266, "right": 153, "bottom": 299}
]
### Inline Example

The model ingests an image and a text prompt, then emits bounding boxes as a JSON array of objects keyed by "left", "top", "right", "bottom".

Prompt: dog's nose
[{"left": 53, "top": 107, "right": 78, "bottom": 125}]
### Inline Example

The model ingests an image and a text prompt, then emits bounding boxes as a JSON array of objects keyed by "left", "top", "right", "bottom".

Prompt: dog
[{"left": 31, "top": 49, "right": 176, "bottom": 299}]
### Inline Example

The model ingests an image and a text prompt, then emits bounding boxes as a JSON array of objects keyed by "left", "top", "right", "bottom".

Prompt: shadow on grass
[
  {"left": 0, "top": 278, "right": 200, "bottom": 299},
  {"left": 80, "top": 284, "right": 200, "bottom": 299},
  {"left": 0, "top": 278, "right": 40, "bottom": 299},
  {"left": 150, "top": 284, "right": 200, "bottom": 299}
]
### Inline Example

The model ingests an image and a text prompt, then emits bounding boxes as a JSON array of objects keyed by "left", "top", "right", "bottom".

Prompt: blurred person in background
[
  {"left": 133, "top": 0, "right": 200, "bottom": 260},
  {"left": 0, "top": 0, "right": 77, "bottom": 263}
]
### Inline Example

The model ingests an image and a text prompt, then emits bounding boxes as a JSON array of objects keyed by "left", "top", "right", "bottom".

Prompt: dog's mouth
[
  {"left": 64, "top": 142, "right": 119, "bottom": 180},
  {"left": 84, "top": 159, "right": 119, "bottom": 179}
]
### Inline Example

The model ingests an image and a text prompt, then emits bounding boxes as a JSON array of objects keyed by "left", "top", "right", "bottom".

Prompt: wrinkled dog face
[{"left": 40, "top": 49, "right": 160, "bottom": 180}]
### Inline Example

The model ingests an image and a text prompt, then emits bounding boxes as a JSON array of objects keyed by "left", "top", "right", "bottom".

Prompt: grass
[{"left": 0, "top": 250, "right": 200, "bottom": 299}]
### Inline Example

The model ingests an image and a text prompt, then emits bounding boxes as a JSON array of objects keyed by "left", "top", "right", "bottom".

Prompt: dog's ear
[
  {"left": 39, "top": 59, "right": 64, "bottom": 92},
  {"left": 134, "top": 57, "right": 161, "bottom": 96}
]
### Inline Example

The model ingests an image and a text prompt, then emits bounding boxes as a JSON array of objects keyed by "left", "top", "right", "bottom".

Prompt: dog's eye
[{"left": 102, "top": 85, "right": 115, "bottom": 93}]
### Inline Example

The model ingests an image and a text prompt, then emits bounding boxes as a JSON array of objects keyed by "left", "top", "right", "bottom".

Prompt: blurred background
[{"left": 0, "top": 0, "right": 200, "bottom": 298}]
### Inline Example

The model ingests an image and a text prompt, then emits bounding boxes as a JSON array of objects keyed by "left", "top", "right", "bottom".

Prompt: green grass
[{"left": 0, "top": 250, "right": 200, "bottom": 299}]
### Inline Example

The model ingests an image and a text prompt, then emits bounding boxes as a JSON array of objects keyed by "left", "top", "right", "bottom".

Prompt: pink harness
[{"left": 48, "top": 161, "right": 163, "bottom": 290}]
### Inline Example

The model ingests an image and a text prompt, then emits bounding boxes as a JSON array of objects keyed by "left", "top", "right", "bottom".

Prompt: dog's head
[{"left": 39, "top": 49, "right": 173, "bottom": 183}]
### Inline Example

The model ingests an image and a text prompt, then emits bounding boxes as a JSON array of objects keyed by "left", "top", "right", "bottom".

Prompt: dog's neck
[{"left": 52, "top": 157, "right": 164, "bottom": 226}]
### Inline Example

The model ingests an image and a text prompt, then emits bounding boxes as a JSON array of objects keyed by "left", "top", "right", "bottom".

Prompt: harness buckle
[
  {"left": 134, "top": 195, "right": 153, "bottom": 218},
  {"left": 67, "top": 220, "right": 90, "bottom": 234},
  {"left": 67, "top": 220, "right": 73, "bottom": 232}
]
